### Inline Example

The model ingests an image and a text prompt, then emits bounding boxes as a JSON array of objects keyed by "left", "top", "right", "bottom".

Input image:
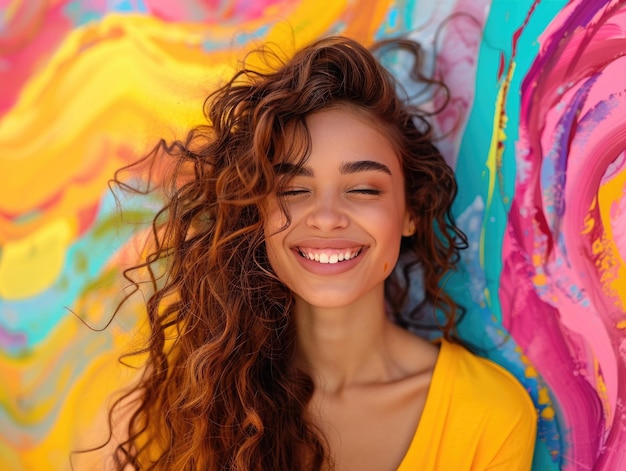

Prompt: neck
[{"left": 294, "top": 288, "right": 401, "bottom": 395}]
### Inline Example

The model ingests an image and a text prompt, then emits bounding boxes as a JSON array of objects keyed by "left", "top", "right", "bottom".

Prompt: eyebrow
[
  {"left": 274, "top": 160, "right": 392, "bottom": 177},
  {"left": 340, "top": 160, "right": 392, "bottom": 176}
]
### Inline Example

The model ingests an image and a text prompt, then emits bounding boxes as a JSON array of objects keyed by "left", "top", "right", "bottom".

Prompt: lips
[{"left": 296, "top": 247, "right": 363, "bottom": 264}]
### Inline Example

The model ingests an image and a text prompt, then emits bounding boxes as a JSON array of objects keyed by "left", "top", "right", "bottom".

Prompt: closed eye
[
  {"left": 349, "top": 188, "right": 383, "bottom": 195},
  {"left": 277, "top": 189, "right": 309, "bottom": 197}
]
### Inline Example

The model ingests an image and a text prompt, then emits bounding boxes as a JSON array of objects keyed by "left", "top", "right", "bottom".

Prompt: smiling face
[{"left": 264, "top": 106, "right": 413, "bottom": 311}]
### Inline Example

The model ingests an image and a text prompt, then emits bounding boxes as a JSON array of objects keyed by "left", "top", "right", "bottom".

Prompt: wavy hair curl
[{"left": 101, "top": 35, "right": 467, "bottom": 470}]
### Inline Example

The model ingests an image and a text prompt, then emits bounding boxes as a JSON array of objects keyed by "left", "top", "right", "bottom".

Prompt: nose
[{"left": 305, "top": 193, "right": 349, "bottom": 232}]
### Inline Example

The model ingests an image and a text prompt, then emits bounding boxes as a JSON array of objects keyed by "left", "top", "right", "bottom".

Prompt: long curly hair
[{"left": 102, "top": 35, "right": 467, "bottom": 470}]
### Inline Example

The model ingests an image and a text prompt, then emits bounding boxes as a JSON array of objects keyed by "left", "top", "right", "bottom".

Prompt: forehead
[{"left": 303, "top": 106, "right": 402, "bottom": 170}]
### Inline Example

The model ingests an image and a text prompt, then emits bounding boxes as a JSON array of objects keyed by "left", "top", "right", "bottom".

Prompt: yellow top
[{"left": 397, "top": 340, "right": 537, "bottom": 471}]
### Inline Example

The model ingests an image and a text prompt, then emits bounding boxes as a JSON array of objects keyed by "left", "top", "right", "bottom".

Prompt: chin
[{"left": 292, "top": 284, "right": 382, "bottom": 312}]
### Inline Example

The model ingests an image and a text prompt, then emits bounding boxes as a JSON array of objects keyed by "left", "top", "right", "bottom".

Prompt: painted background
[{"left": 1, "top": 0, "right": 625, "bottom": 469}]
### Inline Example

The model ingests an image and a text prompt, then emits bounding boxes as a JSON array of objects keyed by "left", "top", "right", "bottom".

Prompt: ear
[{"left": 403, "top": 213, "right": 416, "bottom": 237}]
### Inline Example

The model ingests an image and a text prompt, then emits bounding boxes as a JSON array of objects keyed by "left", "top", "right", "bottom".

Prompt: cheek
[
  {"left": 375, "top": 205, "right": 407, "bottom": 271},
  {"left": 263, "top": 199, "right": 287, "bottom": 237}
]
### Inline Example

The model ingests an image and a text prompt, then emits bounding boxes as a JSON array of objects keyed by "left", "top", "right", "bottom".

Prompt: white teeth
[{"left": 298, "top": 248, "right": 361, "bottom": 263}]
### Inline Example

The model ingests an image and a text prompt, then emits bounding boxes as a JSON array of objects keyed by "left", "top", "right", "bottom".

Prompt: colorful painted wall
[{"left": 1, "top": 1, "right": 624, "bottom": 469}]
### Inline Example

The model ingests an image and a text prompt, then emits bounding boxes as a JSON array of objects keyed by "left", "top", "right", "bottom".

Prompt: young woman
[{"left": 103, "top": 35, "right": 537, "bottom": 470}]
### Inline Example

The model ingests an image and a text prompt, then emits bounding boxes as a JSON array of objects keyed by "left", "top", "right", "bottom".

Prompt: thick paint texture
[
  {"left": 0, "top": 0, "right": 624, "bottom": 469},
  {"left": 501, "top": 2, "right": 626, "bottom": 468}
]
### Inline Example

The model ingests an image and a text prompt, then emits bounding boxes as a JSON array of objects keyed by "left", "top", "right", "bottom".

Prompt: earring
[{"left": 404, "top": 221, "right": 415, "bottom": 237}]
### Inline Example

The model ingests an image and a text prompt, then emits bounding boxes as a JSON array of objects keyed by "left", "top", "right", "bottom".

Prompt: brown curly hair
[{"left": 99, "top": 35, "right": 467, "bottom": 470}]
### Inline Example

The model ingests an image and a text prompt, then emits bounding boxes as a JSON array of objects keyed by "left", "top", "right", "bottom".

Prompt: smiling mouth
[{"left": 296, "top": 247, "right": 364, "bottom": 264}]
